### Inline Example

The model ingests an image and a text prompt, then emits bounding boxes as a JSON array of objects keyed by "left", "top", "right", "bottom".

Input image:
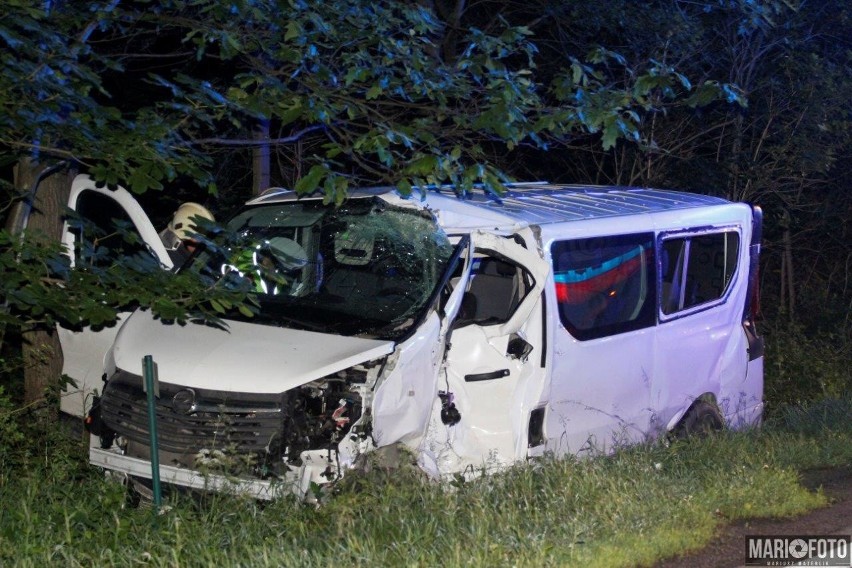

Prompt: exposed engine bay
[{"left": 89, "top": 361, "right": 382, "bottom": 481}]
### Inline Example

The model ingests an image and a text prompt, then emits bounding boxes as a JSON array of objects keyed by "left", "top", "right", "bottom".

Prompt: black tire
[
  {"left": 124, "top": 476, "right": 155, "bottom": 509},
  {"left": 125, "top": 476, "right": 179, "bottom": 509},
  {"left": 672, "top": 400, "right": 724, "bottom": 440}
]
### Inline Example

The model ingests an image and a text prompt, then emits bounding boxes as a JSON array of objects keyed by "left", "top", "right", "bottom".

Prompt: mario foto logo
[{"left": 746, "top": 535, "right": 851, "bottom": 566}]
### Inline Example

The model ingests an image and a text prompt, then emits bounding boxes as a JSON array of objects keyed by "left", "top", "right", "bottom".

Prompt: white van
[{"left": 61, "top": 177, "right": 764, "bottom": 498}]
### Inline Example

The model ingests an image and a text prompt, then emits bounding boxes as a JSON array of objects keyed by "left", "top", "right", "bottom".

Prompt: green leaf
[
  {"left": 366, "top": 84, "right": 382, "bottom": 100},
  {"left": 406, "top": 155, "right": 438, "bottom": 176},
  {"left": 284, "top": 21, "right": 301, "bottom": 42},
  {"left": 277, "top": 103, "right": 303, "bottom": 126},
  {"left": 686, "top": 82, "right": 722, "bottom": 108},
  {"left": 294, "top": 165, "right": 326, "bottom": 194},
  {"left": 601, "top": 117, "right": 619, "bottom": 150},
  {"left": 210, "top": 299, "right": 225, "bottom": 314}
]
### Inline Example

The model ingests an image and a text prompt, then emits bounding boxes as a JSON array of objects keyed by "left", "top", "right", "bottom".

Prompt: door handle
[{"left": 464, "top": 369, "right": 510, "bottom": 382}]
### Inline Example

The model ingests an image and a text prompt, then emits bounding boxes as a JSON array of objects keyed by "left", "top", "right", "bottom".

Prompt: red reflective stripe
[
  {"left": 555, "top": 282, "right": 569, "bottom": 303},
  {"left": 557, "top": 256, "right": 641, "bottom": 304}
]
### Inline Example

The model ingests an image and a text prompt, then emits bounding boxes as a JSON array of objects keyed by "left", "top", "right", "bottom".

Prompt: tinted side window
[
  {"left": 72, "top": 192, "right": 155, "bottom": 268},
  {"left": 552, "top": 233, "right": 655, "bottom": 340},
  {"left": 661, "top": 231, "right": 739, "bottom": 315}
]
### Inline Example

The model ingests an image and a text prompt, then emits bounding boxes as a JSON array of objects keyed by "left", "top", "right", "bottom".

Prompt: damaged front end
[
  {"left": 87, "top": 193, "right": 457, "bottom": 499},
  {"left": 88, "top": 356, "right": 390, "bottom": 500}
]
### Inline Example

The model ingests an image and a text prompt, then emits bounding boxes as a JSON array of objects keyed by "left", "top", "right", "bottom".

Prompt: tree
[
  {"left": 496, "top": 0, "right": 851, "bottom": 324},
  {"left": 1, "top": 0, "right": 738, "bottom": 405}
]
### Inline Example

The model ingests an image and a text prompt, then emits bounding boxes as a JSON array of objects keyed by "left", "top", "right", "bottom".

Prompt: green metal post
[{"left": 142, "top": 355, "right": 162, "bottom": 509}]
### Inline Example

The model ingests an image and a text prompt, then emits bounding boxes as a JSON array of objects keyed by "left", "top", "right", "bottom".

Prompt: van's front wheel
[{"left": 672, "top": 400, "right": 724, "bottom": 439}]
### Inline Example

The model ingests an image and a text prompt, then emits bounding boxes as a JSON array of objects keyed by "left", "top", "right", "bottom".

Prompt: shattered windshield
[{"left": 191, "top": 196, "right": 454, "bottom": 340}]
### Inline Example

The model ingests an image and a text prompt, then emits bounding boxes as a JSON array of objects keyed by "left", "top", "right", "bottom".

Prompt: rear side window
[
  {"left": 552, "top": 233, "right": 655, "bottom": 340},
  {"left": 660, "top": 231, "right": 739, "bottom": 315}
]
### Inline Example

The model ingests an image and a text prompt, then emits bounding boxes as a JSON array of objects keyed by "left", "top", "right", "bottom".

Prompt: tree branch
[{"left": 188, "top": 125, "right": 330, "bottom": 147}]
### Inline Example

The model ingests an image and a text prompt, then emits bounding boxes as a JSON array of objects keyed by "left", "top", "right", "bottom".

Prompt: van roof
[
  {"left": 250, "top": 182, "right": 732, "bottom": 229},
  {"left": 426, "top": 183, "right": 730, "bottom": 223}
]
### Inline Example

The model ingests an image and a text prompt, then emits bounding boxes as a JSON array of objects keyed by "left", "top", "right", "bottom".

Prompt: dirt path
[{"left": 655, "top": 465, "right": 852, "bottom": 568}]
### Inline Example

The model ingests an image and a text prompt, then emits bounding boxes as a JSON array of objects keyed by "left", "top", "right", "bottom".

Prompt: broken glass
[{"left": 190, "top": 196, "right": 454, "bottom": 340}]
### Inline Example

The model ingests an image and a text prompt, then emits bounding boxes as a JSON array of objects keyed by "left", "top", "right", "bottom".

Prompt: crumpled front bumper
[{"left": 89, "top": 446, "right": 336, "bottom": 501}]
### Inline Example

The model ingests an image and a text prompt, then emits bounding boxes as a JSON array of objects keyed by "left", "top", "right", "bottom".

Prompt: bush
[
  {"left": 0, "top": 385, "right": 25, "bottom": 472},
  {"left": 766, "top": 396, "right": 852, "bottom": 435},
  {"left": 762, "top": 321, "right": 851, "bottom": 415}
]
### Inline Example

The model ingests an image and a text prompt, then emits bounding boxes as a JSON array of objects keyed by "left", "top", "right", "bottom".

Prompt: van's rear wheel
[{"left": 673, "top": 400, "right": 724, "bottom": 439}]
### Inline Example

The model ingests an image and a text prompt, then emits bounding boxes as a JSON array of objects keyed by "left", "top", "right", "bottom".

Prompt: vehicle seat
[{"left": 466, "top": 259, "right": 519, "bottom": 323}]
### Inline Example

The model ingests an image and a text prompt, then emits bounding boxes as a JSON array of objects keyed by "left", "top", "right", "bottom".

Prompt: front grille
[{"left": 100, "top": 371, "right": 285, "bottom": 455}]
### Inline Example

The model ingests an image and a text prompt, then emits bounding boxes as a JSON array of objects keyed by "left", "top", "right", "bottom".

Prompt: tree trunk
[
  {"left": 252, "top": 119, "right": 271, "bottom": 196},
  {"left": 13, "top": 159, "right": 74, "bottom": 406},
  {"left": 783, "top": 226, "right": 795, "bottom": 317},
  {"left": 779, "top": 208, "right": 795, "bottom": 319}
]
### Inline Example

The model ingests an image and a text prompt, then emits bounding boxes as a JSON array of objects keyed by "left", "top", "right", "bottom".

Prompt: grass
[{"left": 0, "top": 398, "right": 850, "bottom": 567}]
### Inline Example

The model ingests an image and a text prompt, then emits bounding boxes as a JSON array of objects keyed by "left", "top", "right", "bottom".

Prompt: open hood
[{"left": 111, "top": 310, "right": 395, "bottom": 393}]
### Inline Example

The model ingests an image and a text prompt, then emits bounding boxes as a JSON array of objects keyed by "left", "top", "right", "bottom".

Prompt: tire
[
  {"left": 124, "top": 476, "right": 155, "bottom": 509},
  {"left": 672, "top": 400, "right": 724, "bottom": 440}
]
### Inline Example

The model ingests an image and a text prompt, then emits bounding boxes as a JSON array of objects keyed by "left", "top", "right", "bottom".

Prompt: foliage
[
  {"left": 510, "top": 0, "right": 851, "bottom": 321},
  {"left": 762, "top": 321, "right": 851, "bottom": 414},
  {"left": 0, "top": 0, "right": 750, "bottom": 362},
  {"left": 0, "top": 224, "right": 256, "bottom": 334},
  {"left": 0, "top": 0, "right": 739, "bottom": 200},
  {"left": 0, "top": 0, "right": 213, "bottom": 191},
  {"left": 0, "top": 396, "right": 849, "bottom": 566},
  {"left": 512, "top": 0, "right": 850, "bottom": 186},
  {"left": 768, "top": 397, "right": 852, "bottom": 438},
  {"left": 0, "top": 385, "right": 25, "bottom": 469}
]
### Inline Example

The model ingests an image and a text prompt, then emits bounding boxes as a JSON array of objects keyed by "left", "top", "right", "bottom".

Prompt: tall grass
[
  {"left": 1, "top": 400, "right": 849, "bottom": 567},
  {"left": 1, "top": 313, "right": 849, "bottom": 567},
  {"left": 763, "top": 322, "right": 851, "bottom": 413}
]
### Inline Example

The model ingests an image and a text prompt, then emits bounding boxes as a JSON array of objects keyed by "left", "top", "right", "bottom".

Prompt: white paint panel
[
  {"left": 59, "top": 175, "right": 171, "bottom": 417},
  {"left": 547, "top": 327, "right": 655, "bottom": 454},
  {"left": 423, "top": 231, "right": 550, "bottom": 475},
  {"left": 112, "top": 309, "right": 394, "bottom": 393},
  {"left": 62, "top": 174, "right": 172, "bottom": 269},
  {"left": 372, "top": 312, "right": 444, "bottom": 447},
  {"left": 653, "top": 221, "right": 753, "bottom": 430},
  {"left": 58, "top": 315, "right": 127, "bottom": 417}
]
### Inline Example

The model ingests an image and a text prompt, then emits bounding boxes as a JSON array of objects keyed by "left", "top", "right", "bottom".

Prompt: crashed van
[{"left": 60, "top": 177, "right": 764, "bottom": 498}]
